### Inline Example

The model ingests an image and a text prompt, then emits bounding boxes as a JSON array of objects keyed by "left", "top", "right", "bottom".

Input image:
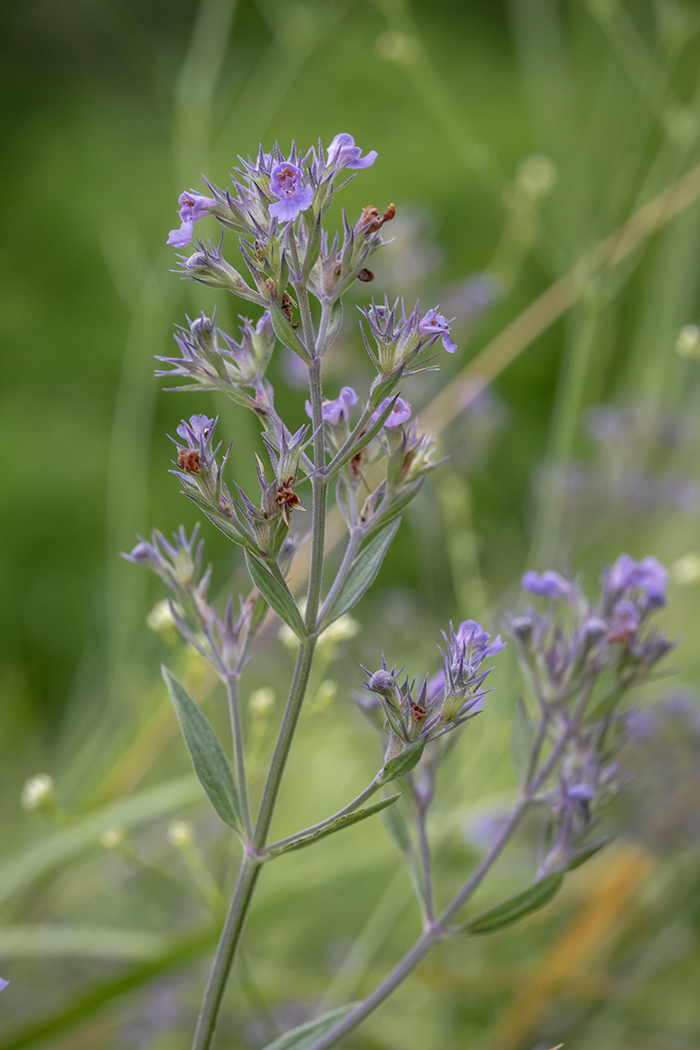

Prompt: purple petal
[{"left": 167, "top": 221, "right": 194, "bottom": 248}]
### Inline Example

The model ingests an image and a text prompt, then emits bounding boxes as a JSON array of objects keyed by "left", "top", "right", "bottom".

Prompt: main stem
[{"left": 192, "top": 278, "right": 330, "bottom": 1050}]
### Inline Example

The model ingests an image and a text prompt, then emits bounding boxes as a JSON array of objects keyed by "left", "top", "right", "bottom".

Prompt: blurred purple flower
[
  {"left": 268, "top": 162, "right": 313, "bottom": 222},
  {"left": 326, "top": 133, "right": 377, "bottom": 170},
  {"left": 305, "top": 386, "right": 358, "bottom": 426},
  {"left": 608, "top": 600, "right": 640, "bottom": 643},
  {"left": 522, "top": 569, "right": 572, "bottom": 601},
  {"left": 609, "top": 554, "right": 668, "bottom": 607},
  {"left": 0, "top": 978, "right": 8, "bottom": 992},
  {"left": 418, "top": 308, "right": 457, "bottom": 353},
  {"left": 626, "top": 707, "right": 658, "bottom": 741},
  {"left": 167, "top": 191, "right": 217, "bottom": 248},
  {"left": 566, "top": 783, "right": 595, "bottom": 803},
  {"left": 372, "top": 396, "right": 412, "bottom": 432}
]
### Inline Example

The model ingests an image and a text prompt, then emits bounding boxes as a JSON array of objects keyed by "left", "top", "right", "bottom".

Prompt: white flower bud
[
  {"left": 249, "top": 687, "right": 275, "bottom": 715},
  {"left": 21, "top": 774, "right": 54, "bottom": 811},
  {"left": 99, "top": 827, "right": 126, "bottom": 849},
  {"left": 167, "top": 820, "right": 194, "bottom": 849},
  {"left": 676, "top": 324, "right": 700, "bottom": 359}
]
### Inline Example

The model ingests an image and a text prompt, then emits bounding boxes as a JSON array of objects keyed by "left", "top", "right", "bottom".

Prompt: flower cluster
[
  {"left": 123, "top": 525, "right": 254, "bottom": 677},
  {"left": 512, "top": 557, "right": 673, "bottom": 872},
  {"left": 362, "top": 619, "right": 505, "bottom": 763},
  {"left": 360, "top": 297, "right": 456, "bottom": 377}
]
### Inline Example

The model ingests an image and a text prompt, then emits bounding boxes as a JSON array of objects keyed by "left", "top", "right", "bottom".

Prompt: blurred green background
[{"left": 4, "top": 0, "right": 700, "bottom": 1047}]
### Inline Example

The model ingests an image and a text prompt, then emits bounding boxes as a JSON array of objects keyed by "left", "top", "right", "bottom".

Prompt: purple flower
[
  {"left": 177, "top": 414, "right": 216, "bottom": 449},
  {"left": 418, "top": 308, "right": 457, "bottom": 353},
  {"left": 522, "top": 570, "right": 572, "bottom": 601},
  {"left": 372, "top": 396, "right": 412, "bottom": 432},
  {"left": 326, "top": 133, "right": 377, "bottom": 170},
  {"left": 0, "top": 978, "right": 8, "bottom": 992},
  {"left": 626, "top": 707, "right": 657, "bottom": 741},
  {"left": 454, "top": 619, "right": 506, "bottom": 659},
  {"left": 305, "top": 386, "right": 358, "bottom": 426},
  {"left": 268, "top": 162, "right": 314, "bottom": 222},
  {"left": 608, "top": 554, "right": 668, "bottom": 607},
  {"left": 566, "top": 783, "right": 595, "bottom": 803},
  {"left": 167, "top": 191, "right": 217, "bottom": 248},
  {"left": 607, "top": 600, "right": 640, "bottom": 643}
]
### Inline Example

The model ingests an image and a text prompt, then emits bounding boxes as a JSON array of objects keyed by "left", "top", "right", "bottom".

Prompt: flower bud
[
  {"left": 168, "top": 820, "right": 194, "bottom": 849},
  {"left": 99, "top": 827, "right": 126, "bottom": 849},
  {"left": 21, "top": 773, "right": 54, "bottom": 811},
  {"left": 676, "top": 324, "right": 700, "bottom": 359},
  {"left": 511, "top": 615, "right": 534, "bottom": 643}
]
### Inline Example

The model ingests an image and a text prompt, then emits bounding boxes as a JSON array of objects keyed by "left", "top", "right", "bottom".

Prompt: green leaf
[
  {"left": 267, "top": 795, "right": 401, "bottom": 857},
  {"left": 0, "top": 930, "right": 214, "bottom": 1050},
  {"left": 0, "top": 924, "right": 173, "bottom": 960},
  {"left": 323, "top": 520, "right": 401, "bottom": 626},
  {"left": 511, "top": 697, "right": 536, "bottom": 787},
  {"left": 269, "top": 294, "right": 308, "bottom": 358},
  {"left": 244, "top": 552, "right": 306, "bottom": 637},
  {"left": 363, "top": 480, "right": 424, "bottom": 539},
  {"left": 186, "top": 492, "right": 259, "bottom": 552},
  {"left": 462, "top": 872, "right": 564, "bottom": 935},
  {"left": 378, "top": 739, "right": 426, "bottom": 784},
  {"left": 567, "top": 837, "right": 612, "bottom": 871},
  {"left": 161, "top": 667, "right": 243, "bottom": 836},
  {"left": 261, "top": 1004, "right": 359, "bottom": 1050}
]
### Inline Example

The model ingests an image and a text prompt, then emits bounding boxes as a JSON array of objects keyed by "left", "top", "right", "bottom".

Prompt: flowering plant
[{"left": 123, "top": 133, "right": 673, "bottom": 1050}]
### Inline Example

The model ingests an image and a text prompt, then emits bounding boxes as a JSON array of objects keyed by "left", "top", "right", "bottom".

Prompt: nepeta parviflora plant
[{"left": 124, "top": 133, "right": 674, "bottom": 1050}]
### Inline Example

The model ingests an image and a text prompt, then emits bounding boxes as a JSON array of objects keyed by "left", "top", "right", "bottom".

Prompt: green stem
[
  {"left": 225, "top": 673, "right": 252, "bottom": 838},
  {"left": 192, "top": 286, "right": 331, "bottom": 1049},
  {"left": 191, "top": 855, "right": 262, "bottom": 1050},
  {"left": 263, "top": 775, "right": 381, "bottom": 856}
]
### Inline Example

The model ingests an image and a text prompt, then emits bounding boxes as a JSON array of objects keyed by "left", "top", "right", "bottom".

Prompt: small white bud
[
  {"left": 671, "top": 553, "right": 700, "bottom": 585},
  {"left": 167, "top": 820, "right": 194, "bottom": 849},
  {"left": 99, "top": 827, "right": 126, "bottom": 849},
  {"left": 516, "top": 155, "right": 558, "bottom": 199},
  {"left": 676, "top": 324, "right": 700, "bottom": 359},
  {"left": 21, "top": 774, "right": 54, "bottom": 811},
  {"left": 249, "top": 687, "right": 275, "bottom": 715},
  {"left": 375, "top": 30, "right": 420, "bottom": 65},
  {"left": 318, "top": 614, "right": 360, "bottom": 648},
  {"left": 146, "top": 599, "right": 176, "bottom": 633}
]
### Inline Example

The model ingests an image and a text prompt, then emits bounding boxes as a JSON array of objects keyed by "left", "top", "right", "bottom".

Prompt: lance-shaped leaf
[
  {"left": 244, "top": 552, "right": 306, "bottom": 637},
  {"left": 162, "top": 667, "right": 243, "bottom": 837},
  {"left": 460, "top": 872, "right": 564, "bottom": 935},
  {"left": 186, "top": 492, "right": 261, "bottom": 554},
  {"left": 363, "top": 480, "right": 424, "bottom": 540},
  {"left": 378, "top": 739, "right": 426, "bottom": 785},
  {"left": 261, "top": 1003, "right": 359, "bottom": 1050},
  {"left": 266, "top": 794, "right": 401, "bottom": 858},
  {"left": 567, "top": 836, "right": 612, "bottom": 871},
  {"left": 323, "top": 520, "right": 401, "bottom": 627}
]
